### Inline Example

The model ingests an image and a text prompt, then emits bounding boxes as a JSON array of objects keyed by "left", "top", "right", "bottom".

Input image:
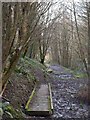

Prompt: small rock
[
  {"left": 47, "top": 68, "right": 53, "bottom": 73},
  {"left": 71, "top": 95, "right": 74, "bottom": 98},
  {"left": 61, "top": 103, "right": 67, "bottom": 107},
  {"left": 4, "top": 101, "right": 10, "bottom": 105},
  {"left": 58, "top": 113, "right": 63, "bottom": 117},
  {"left": 65, "top": 106, "right": 72, "bottom": 110}
]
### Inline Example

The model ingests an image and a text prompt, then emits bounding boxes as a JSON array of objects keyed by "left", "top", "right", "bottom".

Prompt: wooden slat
[{"left": 26, "top": 110, "right": 50, "bottom": 116}]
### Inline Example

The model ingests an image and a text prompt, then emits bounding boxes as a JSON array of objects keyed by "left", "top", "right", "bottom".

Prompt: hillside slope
[{"left": 2, "top": 57, "right": 50, "bottom": 118}]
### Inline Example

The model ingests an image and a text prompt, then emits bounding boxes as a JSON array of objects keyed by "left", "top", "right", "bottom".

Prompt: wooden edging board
[
  {"left": 48, "top": 83, "right": 53, "bottom": 113},
  {"left": 25, "top": 84, "right": 37, "bottom": 110},
  {"left": 0, "top": 80, "right": 8, "bottom": 97}
]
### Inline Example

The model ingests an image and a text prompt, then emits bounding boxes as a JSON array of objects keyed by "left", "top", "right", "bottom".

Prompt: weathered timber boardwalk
[{"left": 25, "top": 84, "right": 53, "bottom": 116}]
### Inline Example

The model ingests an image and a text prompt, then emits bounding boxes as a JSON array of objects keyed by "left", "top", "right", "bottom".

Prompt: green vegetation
[
  {"left": 73, "top": 72, "right": 87, "bottom": 78},
  {"left": 1, "top": 102, "right": 24, "bottom": 119},
  {"left": 15, "top": 57, "right": 49, "bottom": 83},
  {"left": 64, "top": 67, "right": 87, "bottom": 79},
  {"left": 15, "top": 57, "right": 38, "bottom": 83},
  {"left": 25, "top": 85, "right": 36, "bottom": 111},
  {"left": 15, "top": 65, "right": 36, "bottom": 83},
  {"left": 24, "top": 57, "right": 46, "bottom": 71},
  {"left": 15, "top": 57, "right": 46, "bottom": 73}
]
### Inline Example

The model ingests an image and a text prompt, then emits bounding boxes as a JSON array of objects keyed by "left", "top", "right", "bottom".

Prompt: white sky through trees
[{"left": 1, "top": 0, "right": 89, "bottom": 2}]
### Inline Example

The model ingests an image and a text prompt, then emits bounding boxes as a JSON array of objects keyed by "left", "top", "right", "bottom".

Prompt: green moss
[
  {"left": 48, "top": 96, "right": 52, "bottom": 114},
  {"left": 25, "top": 85, "right": 36, "bottom": 110},
  {"left": 26, "top": 108, "right": 31, "bottom": 111}
]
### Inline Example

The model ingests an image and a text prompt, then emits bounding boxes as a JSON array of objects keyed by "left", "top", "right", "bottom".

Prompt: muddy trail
[{"left": 28, "top": 64, "right": 89, "bottom": 119}]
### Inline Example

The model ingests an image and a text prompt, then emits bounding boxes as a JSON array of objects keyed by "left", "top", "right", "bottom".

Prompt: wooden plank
[
  {"left": 25, "top": 84, "right": 37, "bottom": 110},
  {"left": 0, "top": 80, "right": 8, "bottom": 97},
  {"left": 25, "top": 84, "right": 53, "bottom": 116},
  {"left": 48, "top": 83, "right": 53, "bottom": 113},
  {"left": 26, "top": 110, "right": 50, "bottom": 116}
]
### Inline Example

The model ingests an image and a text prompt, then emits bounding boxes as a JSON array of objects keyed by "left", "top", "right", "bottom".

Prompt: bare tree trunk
[
  {"left": 73, "top": 0, "right": 89, "bottom": 76},
  {"left": 86, "top": 2, "right": 90, "bottom": 80}
]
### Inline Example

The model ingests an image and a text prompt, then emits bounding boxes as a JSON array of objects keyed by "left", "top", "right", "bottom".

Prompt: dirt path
[
  {"left": 29, "top": 64, "right": 89, "bottom": 119},
  {"left": 49, "top": 64, "right": 89, "bottom": 119}
]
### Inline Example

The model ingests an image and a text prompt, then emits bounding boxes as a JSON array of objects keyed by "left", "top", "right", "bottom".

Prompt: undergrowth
[{"left": 64, "top": 67, "right": 88, "bottom": 79}]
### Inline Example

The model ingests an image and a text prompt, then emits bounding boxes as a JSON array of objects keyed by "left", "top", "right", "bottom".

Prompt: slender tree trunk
[
  {"left": 73, "top": 0, "right": 89, "bottom": 76},
  {"left": 87, "top": 2, "right": 90, "bottom": 80}
]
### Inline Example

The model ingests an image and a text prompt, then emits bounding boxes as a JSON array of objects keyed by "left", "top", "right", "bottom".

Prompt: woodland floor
[{"left": 3, "top": 59, "right": 90, "bottom": 119}]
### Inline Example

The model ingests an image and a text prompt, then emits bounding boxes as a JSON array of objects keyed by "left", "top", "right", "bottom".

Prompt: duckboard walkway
[{"left": 25, "top": 83, "right": 53, "bottom": 116}]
